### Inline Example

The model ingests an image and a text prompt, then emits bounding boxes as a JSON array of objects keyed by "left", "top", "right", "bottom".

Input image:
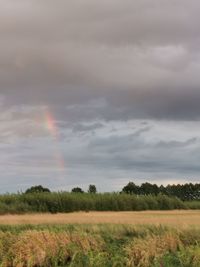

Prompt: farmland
[
  {"left": 0, "top": 210, "right": 199, "bottom": 226},
  {"left": 0, "top": 192, "right": 200, "bottom": 266},
  {"left": 0, "top": 211, "right": 199, "bottom": 266},
  {"left": 0, "top": 222, "right": 199, "bottom": 266}
]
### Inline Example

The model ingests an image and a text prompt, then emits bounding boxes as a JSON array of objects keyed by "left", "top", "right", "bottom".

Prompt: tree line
[
  {"left": 122, "top": 182, "right": 200, "bottom": 201},
  {"left": 25, "top": 184, "right": 97, "bottom": 194},
  {"left": 25, "top": 182, "right": 200, "bottom": 201},
  {"left": 0, "top": 182, "right": 199, "bottom": 214}
]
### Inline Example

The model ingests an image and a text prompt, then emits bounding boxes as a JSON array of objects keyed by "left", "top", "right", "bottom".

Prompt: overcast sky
[{"left": 0, "top": 0, "right": 200, "bottom": 192}]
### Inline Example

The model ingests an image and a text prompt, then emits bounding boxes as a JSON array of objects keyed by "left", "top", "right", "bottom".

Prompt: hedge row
[{"left": 0, "top": 192, "right": 199, "bottom": 214}]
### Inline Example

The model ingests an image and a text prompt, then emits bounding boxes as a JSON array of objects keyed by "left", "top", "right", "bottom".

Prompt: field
[
  {"left": 0, "top": 211, "right": 199, "bottom": 266},
  {"left": 0, "top": 210, "right": 199, "bottom": 226},
  {"left": 0, "top": 192, "right": 199, "bottom": 266}
]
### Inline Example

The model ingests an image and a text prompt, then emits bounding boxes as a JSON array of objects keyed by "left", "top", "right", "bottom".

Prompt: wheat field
[
  {"left": 0, "top": 212, "right": 199, "bottom": 266},
  {"left": 0, "top": 210, "right": 199, "bottom": 226}
]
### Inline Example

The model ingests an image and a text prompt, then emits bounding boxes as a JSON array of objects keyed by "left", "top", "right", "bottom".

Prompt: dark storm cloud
[{"left": 1, "top": 0, "right": 200, "bottom": 120}]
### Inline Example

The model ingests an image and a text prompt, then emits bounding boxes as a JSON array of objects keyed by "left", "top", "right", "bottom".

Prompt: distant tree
[
  {"left": 88, "top": 184, "right": 97, "bottom": 194},
  {"left": 25, "top": 185, "right": 51, "bottom": 194},
  {"left": 122, "top": 182, "right": 139, "bottom": 194},
  {"left": 140, "top": 182, "right": 159, "bottom": 195},
  {"left": 159, "top": 185, "right": 166, "bottom": 195},
  {"left": 121, "top": 181, "right": 200, "bottom": 200},
  {"left": 71, "top": 187, "right": 84, "bottom": 193}
]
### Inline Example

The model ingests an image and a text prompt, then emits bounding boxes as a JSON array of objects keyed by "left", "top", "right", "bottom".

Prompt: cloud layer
[{"left": 0, "top": 0, "right": 200, "bottom": 192}]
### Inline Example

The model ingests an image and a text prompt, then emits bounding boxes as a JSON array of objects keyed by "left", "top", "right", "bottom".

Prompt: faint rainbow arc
[{"left": 43, "top": 108, "right": 66, "bottom": 171}]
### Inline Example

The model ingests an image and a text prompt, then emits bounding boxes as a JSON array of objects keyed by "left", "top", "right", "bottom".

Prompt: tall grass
[
  {"left": 0, "top": 192, "right": 199, "bottom": 214},
  {"left": 0, "top": 224, "right": 199, "bottom": 267}
]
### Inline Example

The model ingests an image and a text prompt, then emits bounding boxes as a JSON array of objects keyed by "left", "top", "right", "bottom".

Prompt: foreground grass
[{"left": 0, "top": 224, "right": 199, "bottom": 266}]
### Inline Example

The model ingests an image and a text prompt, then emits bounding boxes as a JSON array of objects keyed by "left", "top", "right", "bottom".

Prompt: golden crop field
[
  {"left": 0, "top": 210, "right": 199, "bottom": 226},
  {"left": 0, "top": 211, "right": 200, "bottom": 266}
]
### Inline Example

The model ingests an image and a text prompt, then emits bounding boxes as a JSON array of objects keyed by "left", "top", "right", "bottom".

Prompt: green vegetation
[
  {"left": 122, "top": 182, "right": 200, "bottom": 200},
  {"left": 88, "top": 185, "right": 97, "bottom": 194},
  {"left": 0, "top": 192, "right": 199, "bottom": 214},
  {"left": 71, "top": 184, "right": 97, "bottom": 194},
  {"left": 0, "top": 224, "right": 199, "bottom": 266},
  {"left": 71, "top": 187, "right": 84, "bottom": 193},
  {"left": 25, "top": 185, "right": 51, "bottom": 194},
  {"left": 0, "top": 192, "right": 197, "bottom": 214},
  {"left": 0, "top": 181, "right": 199, "bottom": 215}
]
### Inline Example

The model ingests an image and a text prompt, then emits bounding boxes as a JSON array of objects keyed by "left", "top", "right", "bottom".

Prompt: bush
[
  {"left": 71, "top": 187, "right": 84, "bottom": 193},
  {"left": 25, "top": 185, "right": 51, "bottom": 194}
]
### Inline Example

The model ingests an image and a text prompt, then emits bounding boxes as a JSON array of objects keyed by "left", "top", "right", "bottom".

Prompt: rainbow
[
  {"left": 45, "top": 109, "right": 58, "bottom": 139},
  {"left": 43, "top": 107, "right": 66, "bottom": 171}
]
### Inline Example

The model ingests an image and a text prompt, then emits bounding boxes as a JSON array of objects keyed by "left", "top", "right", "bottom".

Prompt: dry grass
[
  {"left": 0, "top": 224, "right": 199, "bottom": 267},
  {"left": 0, "top": 210, "right": 199, "bottom": 226},
  {"left": 126, "top": 232, "right": 182, "bottom": 267},
  {"left": 0, "top": 230, "right": 103, "bottom": 267}
]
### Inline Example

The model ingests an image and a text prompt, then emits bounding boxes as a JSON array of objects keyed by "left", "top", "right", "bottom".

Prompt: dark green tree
[
  {"left": 122, "top": 182, "right": 139, "bottom": 194},
  {"left": 88, "top": 184, "right": 97, "bottom": 194},
  {"left": 71, "top": 187, "right": 84, "bottom": 193},
  {"left": 140, "top": 182, "right": 159, "bottom": 195},
  {"left": 25, "top": 185, "right": 51, "bottom": 194}
]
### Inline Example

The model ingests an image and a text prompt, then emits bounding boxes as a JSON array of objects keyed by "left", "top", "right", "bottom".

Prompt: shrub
[{"left": 25, "top": 185, "right": 51, "bottom": 194}]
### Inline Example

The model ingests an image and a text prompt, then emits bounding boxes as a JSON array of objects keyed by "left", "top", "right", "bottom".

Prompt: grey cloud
[
  {"left": 0, "top": 105, "right": 52, "bottom": 142},
  {"left": 88, "top": 126, "right": 151, "bottom": 152},
  {"left": 156, "top": 137, "right": 198, "bottom": 148},
  {"left": 72, "top": 122, "right": 104, "bottom": 133},
  {"left": 0, "top": 118, "right": 200, "bottom": 192},
  {"left": 1, "top": 0, "right": 199, "bottom": 47},
  {"left": 85, "top": 134, "right": 200, "bottom": 174},
  {"left": 0, "top": 0, "right": 200, "bottom": 121},
  {"left": 1, "top": 1, "right": 200, "bottom": 192}
]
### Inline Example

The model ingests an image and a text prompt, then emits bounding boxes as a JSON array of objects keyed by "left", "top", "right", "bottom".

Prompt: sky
[{"left": 0, "top": 0, "right": 200, "bottom": 193}]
